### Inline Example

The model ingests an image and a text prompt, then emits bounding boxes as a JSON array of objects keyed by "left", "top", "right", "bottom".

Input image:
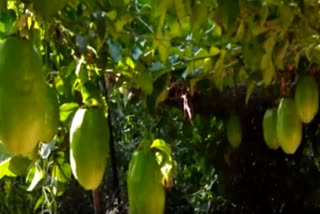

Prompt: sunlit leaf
[
  {"left": 184, "top": 48, "right": 211, "bottom": 78},
  {"left": 52, "top": 163, "right": 70, "bottom": 184},
  {"left": 0, "top": 158, "right": 10, "bottom": 179},
  {"left": 169, "top": 20, "right": 183, "bottom": 37},
  {"left": 151, "top": 139, "right": 175, "bottom": 188},
  {"left": 209, "top": 46, "right": 220, "bottom": 57},
  {"left": 151, "top": 139, "right": 172, "bottom": 158},
  {"left": 26, "top": 163, "right": 45, "bottom": 191},
  {"left": 80, "top": 81, "right": 103, "bottom": 107},
  {"left": 59, "top": 102, "right": 79, "bottom": 122},
  {"left": 106, "top": 10, "right": 117, "bottom": 21}
]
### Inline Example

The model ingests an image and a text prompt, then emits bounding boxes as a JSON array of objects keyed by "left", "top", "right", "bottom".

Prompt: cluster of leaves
[{"left": 1, "top": 0, "right": 320, "bottom": 213}]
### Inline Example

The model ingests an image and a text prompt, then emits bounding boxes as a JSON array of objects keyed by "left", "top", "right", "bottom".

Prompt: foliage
[{"left": 1, "top": 0, "right": 320, "bottom": 213}]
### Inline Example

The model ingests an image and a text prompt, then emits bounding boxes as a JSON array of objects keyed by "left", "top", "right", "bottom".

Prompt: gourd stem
[
  {"left": 139, "top": 112, "right": 153, "bottom": 151},
  {"left": 92, "top": 189, "right": 101, "bottom": 214}
]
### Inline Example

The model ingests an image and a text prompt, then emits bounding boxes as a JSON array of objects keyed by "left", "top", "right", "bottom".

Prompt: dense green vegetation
[{"left": 1, "top": 0, "right": 320, "bottom": 213}]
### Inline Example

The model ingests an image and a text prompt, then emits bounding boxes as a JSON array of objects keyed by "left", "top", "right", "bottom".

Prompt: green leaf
[
  {"left": 169, "top": 20, "right": 183, "bottom": 37},
  {"left": 80, "top": 81, "right": 103, "bottom": 107},
  {"left": 8, "top": 156, "right": 32, "bottom": 177},
  {"left": 213, "top": 49, "right": 227, "bottom": 91},
  {"left": 153, "top": 32, "right": 171, "bottom": 63},
  {"left": 209, "top": 46, "right": 221, "bottom": 57},
  {"left": 114, "top": 13, "right": 134, "bottom": 35},
  {"left": 34, "top": 195, "right": 44, "bottom": 212},
  {"left": 154, "top": 0, "right": 172, "bottom": 33},
  {"left": 146, "top": 73, "right": 171, "bottom": 113},
  {"left": 75, "top": 59, "right": 88, "bottom": 84},
  {"left": 59, "top": 102, "right": 79, "bottom": 123},
  {"left": 151, "top": 139, "right": 172, "bottom": 158},
  {"left": 233, "top": 19, "right": 245, "bottom": 42},
  {"left": 242, "top": 37, "right": 264, "bottom": 71},
  {"left": 260, "top": 54, "right": 275, "bottom": 86},
  {"left": 192, "top": 2, "right": 209, "bottom": 32},
  {"left": 217, "top": 0, "right": 239, "bottom": 33},
  {"left": 26, "top": 163, "right": 45, "bottom": 191},
  {"left": 135, "top": 70, "right": 153, "bottom": 95},
  {"left": 245, "top": 81, "right": 255, "bottom": 105},
  {"left": 0, "top": 8, "right": 16, "bottom": 35},
  {"left": 174, "top": 0, "right": 190, "bottom": 32},
  {"left": 54, "top": 154, "right": 72, "bottom": 183},
  {"left": 51, "top": 178, "right": 66, "bottom": 196},
  {"left": 0, "top": 158, "right": 10, "bottom": 179},
  {"left": 118, "top": 57, "right": 153, "bottom": 95},
  {"left": 184, "top": 48, "right": 211, "bottom": 79},
  {"left": 155, "top": 73, "right": 170, "bottom": 107},
  {"left": 278, "top": 4, "right": 295, "bottom": 29},
  {"left": 260, "top": 33, "right": 277, "bottom": 86},
  {"left": 174, "top": 0, "right": 186, "bottom": 24},
  {"left": 52, "top": 165, "right": 65, "bottom": 183}
]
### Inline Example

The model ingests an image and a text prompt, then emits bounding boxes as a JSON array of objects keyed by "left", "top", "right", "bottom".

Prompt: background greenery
[{"left": 1, "top": 0, "right": 320, "bottom": 213}]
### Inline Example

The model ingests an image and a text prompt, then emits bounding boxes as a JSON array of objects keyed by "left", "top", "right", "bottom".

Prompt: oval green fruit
[
  {"left": 226, "top": 113, "right": 242, "bottom": 148},
  {"left": 127, "top": 149, "right": 165, "bottom": 214},
  {"left": 276, "top": 98, "right": 302, "bottom": 154},
  {"left": 294, "top": 75, "right": 319, "bottom": 123},
  {"left": 0, "top": 37, "right": 46, "bottom": 156},
  {"left": 69, "top": 108, "right": 110, "bottom": 190},
  {"left": 262, "top": 108, "right": 279, "bottom": 150},
  {"left": 41, "top": 84, "right": 60, "bottom": 143}
]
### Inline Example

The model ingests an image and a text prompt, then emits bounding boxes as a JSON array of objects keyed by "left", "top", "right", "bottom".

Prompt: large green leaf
[{"left": 8, "top": 156, "right": 32, "bottom": 177}]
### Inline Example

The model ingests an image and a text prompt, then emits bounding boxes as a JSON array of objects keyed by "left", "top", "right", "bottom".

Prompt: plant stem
[
  {"left": 99, "top": 76, "right": 121, "bottom": 207},
  {"left": 92, "top": 189, "right": 101, "bottom": 214}
]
